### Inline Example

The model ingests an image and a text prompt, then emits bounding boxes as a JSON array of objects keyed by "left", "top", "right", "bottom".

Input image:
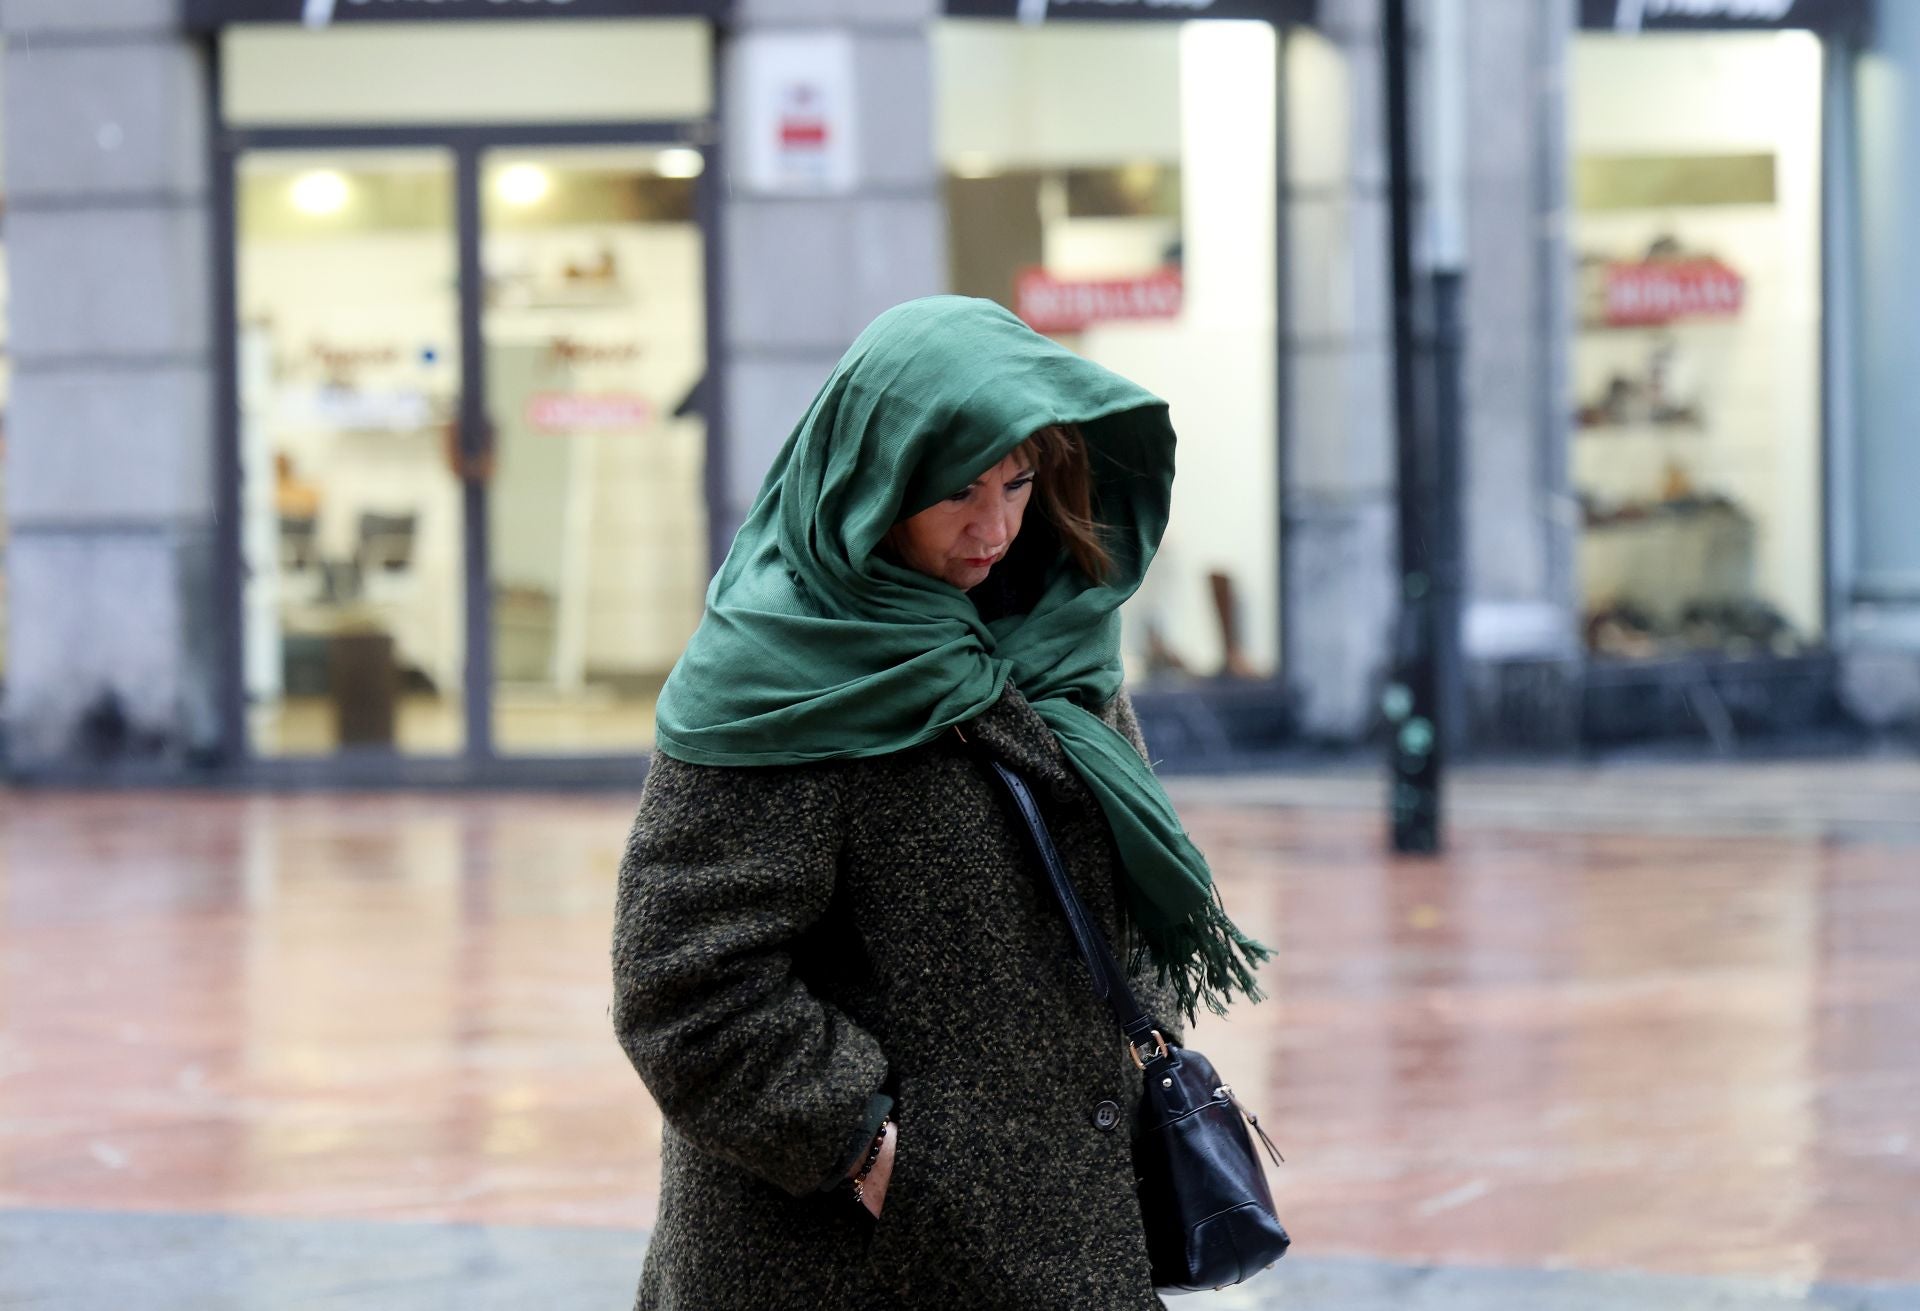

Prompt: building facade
[{"left": 0, "top": 0, "right": 1914, "bottom": 782}]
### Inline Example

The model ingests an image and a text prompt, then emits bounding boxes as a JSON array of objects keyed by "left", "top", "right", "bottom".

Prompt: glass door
[
  {"left": 478, "top": 145, "right": 710, "bottom": 755},
  {"left": 237, "top": 149, "right": 468, "bottom": 757}
]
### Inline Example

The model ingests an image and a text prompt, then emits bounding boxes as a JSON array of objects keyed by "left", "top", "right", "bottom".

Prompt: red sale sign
[
  {"left": 1603, "top": 258, "right": 1745, "bottom": 326},
  {"left": 527, "top": 393, "right": 654, "bottom": 433},
  {"left": 1015, "top": 267, "right": 1185, "bottom": 333}
]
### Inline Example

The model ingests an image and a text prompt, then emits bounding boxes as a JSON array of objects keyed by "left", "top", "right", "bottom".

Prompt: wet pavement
[
  {"left": 2, "top": 760, "right": 1917, "bottom": 1307},
  {"left": 4, "top": 1209, "right": 1917, "bottom": 1310}
]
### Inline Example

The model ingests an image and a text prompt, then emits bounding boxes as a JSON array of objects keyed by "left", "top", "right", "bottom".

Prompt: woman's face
[{"left": 890, "top": 452, "right": 1036, "bottom": 591}]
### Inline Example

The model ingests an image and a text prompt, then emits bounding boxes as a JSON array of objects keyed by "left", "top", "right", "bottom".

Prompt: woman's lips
[{"left": 963, "top": 555, "right": 999, "bottom": 568}]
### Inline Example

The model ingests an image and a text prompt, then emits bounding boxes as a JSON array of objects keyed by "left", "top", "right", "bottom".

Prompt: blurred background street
[
  {"left": 3, "top": 764, "right": 1918, "bottom": 1307},
  {"left": 4, "top": 0, "right": 1920, "bottom": 1304}
]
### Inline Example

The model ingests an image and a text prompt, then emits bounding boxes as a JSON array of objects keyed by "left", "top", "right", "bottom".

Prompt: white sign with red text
[
  {"left": 735, "top": 32, "right": 859, "bottom": 196},
  {"left": 1602, "top": 258, "right": 1745, "bottom": 326}
]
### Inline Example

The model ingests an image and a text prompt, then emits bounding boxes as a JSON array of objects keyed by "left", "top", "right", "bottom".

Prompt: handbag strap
[{"left": 964, "top": 733, "right": 1169, "bottom": 1064}]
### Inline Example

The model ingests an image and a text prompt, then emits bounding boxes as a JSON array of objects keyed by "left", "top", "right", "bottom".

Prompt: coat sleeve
[{"left": 611, "top": 753, "right": 890, "bottom": 1197}]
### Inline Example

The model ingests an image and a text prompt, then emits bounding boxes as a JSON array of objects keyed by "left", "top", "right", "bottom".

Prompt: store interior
[
  {"left": 238, "top": 146, "right": 708, "bottom": 758},
  {"left": 218, "top": 21, "right": 714, "bottom": 761},
  {"left": 936, "top": 19, "right": 1281, "bottom": 685},
  {"left": 1570, "top": 31, "right": 1824, "bottom": 661}
]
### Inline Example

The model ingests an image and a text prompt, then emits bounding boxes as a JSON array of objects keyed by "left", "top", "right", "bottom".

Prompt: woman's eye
[
  {"left": 1008, "top": 478, "right": 1035, "bottom": 495},
  {"left": 945, "top": 487, "right": 974, "bottom": 504}
]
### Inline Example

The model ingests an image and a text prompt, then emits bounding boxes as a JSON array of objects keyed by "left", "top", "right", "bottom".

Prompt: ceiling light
[
  {"left": 496, "top": 163, "right": 552, "bottom": 207},
  {"left": 290, "top": 170, "right": 349, "bottom": 216},
  {"left": 654, "top": 148, "right": 705, "bottom": 179}
]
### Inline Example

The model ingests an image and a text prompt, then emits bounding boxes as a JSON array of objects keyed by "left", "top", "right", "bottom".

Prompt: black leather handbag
[{"left": 977, "top": 753, "right": 1292, "bottom": 1293}]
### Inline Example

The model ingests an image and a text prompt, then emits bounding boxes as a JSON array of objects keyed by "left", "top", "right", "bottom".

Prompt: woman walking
[{"left": 612, "top": 296, "right": 1267, "bottom": 1309}]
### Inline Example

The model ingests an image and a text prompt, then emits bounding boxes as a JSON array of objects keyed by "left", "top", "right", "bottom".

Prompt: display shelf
[
  {"left": 1575, "top": 319, "right": 1737, "bottom": 335},
  {"left": 1579, "top": 320, "right": 1669, "bottom": 333},
  {"left": 1575, "top": 420, "right": 1705, "bottom": 435},
  {"left": 486, "top": 282, "right": 634, "bottom": 313}
]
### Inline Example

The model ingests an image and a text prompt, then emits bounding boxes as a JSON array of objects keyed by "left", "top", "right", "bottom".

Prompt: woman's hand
[{"left": 856, "top": 1121, "right": 897, "bottom": 1218}]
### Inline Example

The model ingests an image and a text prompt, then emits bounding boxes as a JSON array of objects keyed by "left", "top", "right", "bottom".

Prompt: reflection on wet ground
[
  {"left": 5, "top": 1209, "right": 1917, "bottom": 1311},
  {"left": 0, "top": 776, "right": 1916, "bottom": 1297}
]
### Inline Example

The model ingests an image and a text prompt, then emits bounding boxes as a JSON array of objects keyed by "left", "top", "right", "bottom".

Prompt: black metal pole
[
  {"left": 1430, "top": 269, "right": 1466, "bottom": 770},
  {"left": 1383, "top": 0, "right": 1445, "bottom": 854}
]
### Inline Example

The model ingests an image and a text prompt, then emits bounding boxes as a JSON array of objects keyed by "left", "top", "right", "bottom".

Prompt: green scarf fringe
[{"left": 1130, "top": 890, "right": 1273, "bottom": 1025}]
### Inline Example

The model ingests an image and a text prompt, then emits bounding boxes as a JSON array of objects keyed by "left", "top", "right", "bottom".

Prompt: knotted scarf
[{"left": 655, "top": 296, "right": 1267, "bottom": 1019}]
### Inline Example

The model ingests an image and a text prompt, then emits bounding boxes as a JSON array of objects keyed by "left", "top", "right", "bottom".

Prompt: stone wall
[
  {"left": 2, "top": 0, "right": 222, "bottom": 766},
  {"left": 716, "top": 0, "right": 946, "bottom": 551}
]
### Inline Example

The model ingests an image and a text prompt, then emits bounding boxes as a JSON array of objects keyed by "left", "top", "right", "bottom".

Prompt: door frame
[{"left": 212, "top": 116, "right": 723, "bottom": 785}]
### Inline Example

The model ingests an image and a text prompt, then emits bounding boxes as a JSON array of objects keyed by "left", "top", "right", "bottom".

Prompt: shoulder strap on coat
[{"left": 958, "top": 727, "right": 1167, "bottom": 1062}]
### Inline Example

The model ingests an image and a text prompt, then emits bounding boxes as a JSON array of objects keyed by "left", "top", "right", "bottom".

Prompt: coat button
[{"left": 1091, "top": 1099, "right": 1121, "bottom": 1132}]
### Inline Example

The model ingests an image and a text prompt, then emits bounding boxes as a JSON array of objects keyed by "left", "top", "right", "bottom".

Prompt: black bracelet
[{"left": 848, "top": 1116, "right": 892, "bottom": 1202}]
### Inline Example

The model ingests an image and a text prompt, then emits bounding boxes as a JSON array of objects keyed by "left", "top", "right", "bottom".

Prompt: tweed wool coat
[{"left": 612, "top": 684, "right": 1187, "bottom": 1309}]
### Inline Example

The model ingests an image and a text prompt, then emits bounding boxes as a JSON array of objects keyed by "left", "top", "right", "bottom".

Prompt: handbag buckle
[{"left": 1128, "top": 1029, "right": 1170, "bottom": 1070}]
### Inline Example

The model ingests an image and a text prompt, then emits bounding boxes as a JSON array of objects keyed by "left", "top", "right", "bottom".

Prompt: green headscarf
[{"left": 655, "top": 295, "right": 1267, "bottom": 1019}]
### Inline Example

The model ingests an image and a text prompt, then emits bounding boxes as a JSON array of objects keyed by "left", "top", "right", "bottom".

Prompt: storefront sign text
[
  {"left": 1602, "top": 258, "right": 1745, "bottom": 326},
  {"left": 1015, "top": 268, "right": 1184, "bottom": 334},
  {"left": 185, "top": 0, "right": 726, "bottom": 28},
  {"left": 942, "top": 0, "right": 1313, "bottom": 21},
  {"left": 1580, "top": 0, "right": 1866, "bottom": 34},
  {"left": 1049, "top": 0, "right": 1220, "bottom": 11}
]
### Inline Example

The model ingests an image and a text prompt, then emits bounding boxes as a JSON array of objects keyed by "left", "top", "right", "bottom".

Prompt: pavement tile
[
  {"left": 2, "top": 1210, "right": 1917, "bottom": 1310},
  {"left": 1, "top": 774, "right": 1917, "bottom": 1294}
]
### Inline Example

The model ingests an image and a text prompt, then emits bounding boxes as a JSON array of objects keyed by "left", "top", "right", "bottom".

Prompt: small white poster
[{"left": 734, "top": 31, "right": 859, "bottom": 196}]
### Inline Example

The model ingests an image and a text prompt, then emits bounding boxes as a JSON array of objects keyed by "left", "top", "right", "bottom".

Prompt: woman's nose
[{"left": 971, "top": 504, "right": 1012, "bottom": 549}]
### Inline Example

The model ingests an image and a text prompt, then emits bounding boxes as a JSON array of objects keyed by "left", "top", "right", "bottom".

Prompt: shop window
[
  {"left": 237, "top": 149, "right": 467, "bottom": 757},
  {"left": 936, "top": 20, "right": 1281, "bottom": 685},
  {"left": 236, "top": 144, "right": 708, "bottom": 758},
  {"left": 480, "top": 146, "right": 709, "bottom": 756},
  {"left": 221, "top": 20, "right": 711, "bottom": 127},
  {"left": 1571, "top": 32, "right": 1824, "bottom": 660}
]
